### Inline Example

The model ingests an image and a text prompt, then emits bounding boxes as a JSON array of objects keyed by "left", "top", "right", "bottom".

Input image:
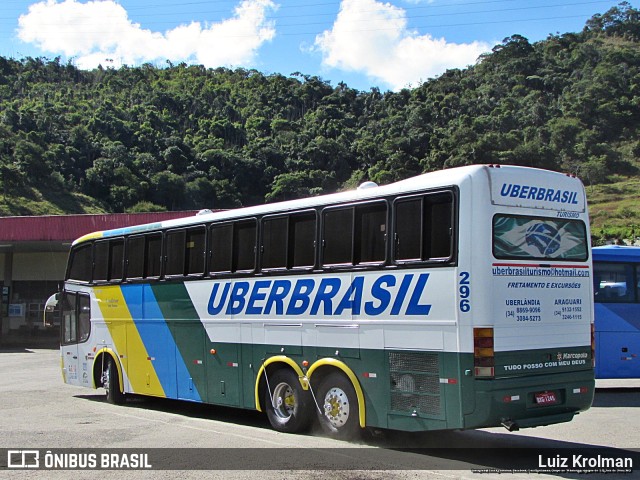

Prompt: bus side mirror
[{"left": 44, "top": 293, "right": 60, "bottom": 327}]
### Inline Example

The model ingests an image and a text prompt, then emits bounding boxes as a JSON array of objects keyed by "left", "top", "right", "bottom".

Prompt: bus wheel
[
  {"left": 265, "top": 369, "right": 312, "bottom": 433},
  {"left": 316, "top": 372, "right": 360, "bottom": 440},
  {"left": 103, "top": 357, "right": 125, "bottom": 405}
]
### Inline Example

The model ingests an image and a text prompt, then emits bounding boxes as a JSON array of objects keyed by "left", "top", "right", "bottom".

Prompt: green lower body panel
[
  {"left": 378, "top": 351, "right": 593, "bottom": 432},
  {"left": 96, "top": 314, "right": 594, "bottom": 433},
  {"left": 91, "top": 283, "right": 594, "bottom": 434}
]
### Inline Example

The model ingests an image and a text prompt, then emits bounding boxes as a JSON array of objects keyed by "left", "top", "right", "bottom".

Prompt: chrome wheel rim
[
  {"left": 323, "top": 386, "right": 350, "bottom": 428},
  {"left": 103, "top": 367, "right": 110, "bottom": 393},
  {"left": 272, "top": 382, "right": 295, "bottom": 420}
]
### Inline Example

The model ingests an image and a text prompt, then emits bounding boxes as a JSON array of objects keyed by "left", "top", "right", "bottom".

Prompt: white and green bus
[{"left": 51, "top": 164, "right": 594, "bottom": 438}]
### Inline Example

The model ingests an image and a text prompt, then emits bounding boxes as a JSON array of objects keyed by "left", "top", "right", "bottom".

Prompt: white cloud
[
  {"left": 314, "top": 0, "right": 490, "bottom": 90},
  {"left": 17, "top": 0, "right": 276, "bottom": 69}
]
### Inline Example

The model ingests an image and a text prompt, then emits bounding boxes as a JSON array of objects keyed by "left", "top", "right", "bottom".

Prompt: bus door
[{"left": 61, "top": 291, "right": 91, "bottom": 387}]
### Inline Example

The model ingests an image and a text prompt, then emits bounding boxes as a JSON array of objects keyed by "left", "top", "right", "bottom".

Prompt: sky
[{"left": 0, "top": 0, "right": 637, "bottom": 91}]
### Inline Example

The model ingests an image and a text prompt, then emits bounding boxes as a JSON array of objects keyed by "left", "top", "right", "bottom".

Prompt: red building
[{"left": 0, "top": 212, "right": 197, "bottom": 339}]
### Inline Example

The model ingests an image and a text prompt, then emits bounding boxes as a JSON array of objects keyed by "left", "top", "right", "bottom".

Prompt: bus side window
[
  {"left": 78, "top": 294, "right": 91, "bottom": 343},
  {"left": 61, "top": 292, "right": 77, "bottom": 344},
  {"left": 356, "top": 203, "right": 387, "bottom": 264},
  {"left": 186, "top": 227, "right": 206, "bottom": 275},
  {"left": 426, "top": 194, "right": 453, "bottom": 259},
  {"left": 209, "top": 220, "right": 256, "bottom": 273},
  {"left": 93, "top": 239, "right": 124, "bottom": 283},
  {"left": 61, "top": 292, "right": 91, "bottom": 344},
  {"left": 126, "top": 236, "right": 145, "bottom": 279},
  {"left": 67, "top": 243, "right": 93, "bottom": 282},
  {"left": 165, "top": 230, "right": 186, "bottom": 276},
  {"left": 323, "top": 203, "right": 386, "bottom": 266},
  {"left": 323, "top": 208, "right": 354, "bottom": 265},
  {"left": 395, "top": 198, "right": 422, "bottom": 261},
  {"left": 234, "top": 220, "right": 257, "bottom": 272},
  {"left": 109, "top": 240, "right": 124, "bottom": 282},
  {"left": 210, "top": 224, "right": 233, "bottom": 273},
  {"left": 594, "top": 262, "right": 634, "bottom": 302},
  {"left": 290, "top": 212, "right": 316, "bottom": 268},
  {"left": 165, "top": 227, "right": 207, "bottom": 277},
  {"left": 262, "top": 212, "right": 317, "bottom": 270},
  {"left": 93, "top": 241, "right": 109, "bottom": 282},
  {"left": 126, "top": 234, "right": 162, "bottom": 279},
  {"left": 394, "top": 192, "right": 453, "bottom": 263},
  {"left": 262, "top": 216, "right": 288, "bottom": 269},
  {"left": 146, "top": 234, "right": 163, "bottom": 278}
]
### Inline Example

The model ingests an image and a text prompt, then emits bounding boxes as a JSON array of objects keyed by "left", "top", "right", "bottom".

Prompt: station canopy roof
[{"left": 0, "top": 212, "right": 199, "bottom": 252}]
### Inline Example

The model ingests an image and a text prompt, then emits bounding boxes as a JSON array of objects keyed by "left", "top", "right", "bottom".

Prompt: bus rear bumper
[{"left": 464, "top": 371, "right": 595, "bottom": 431}]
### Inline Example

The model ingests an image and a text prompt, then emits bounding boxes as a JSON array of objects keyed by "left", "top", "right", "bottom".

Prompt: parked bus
[
  {"left": 49, "top": 165, "right": 594, "bottom": 438},
  {"left": 592, "top": 245, "right": 640, "bottom": 379}
]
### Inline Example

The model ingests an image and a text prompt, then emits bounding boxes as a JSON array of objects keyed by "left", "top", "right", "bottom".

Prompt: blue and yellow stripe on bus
[
  {"left": 94, "top": 285, "right": 165, "bottom": 397},
  {"left": 121, "top": 284, "right": 202, "bottom": 401}
]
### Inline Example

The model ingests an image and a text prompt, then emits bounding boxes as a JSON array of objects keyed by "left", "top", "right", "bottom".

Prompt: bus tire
[
  {"left": 103, "top": 357, "right": 125, "bottom": 405},
  {"left": 264, "top": 369, "right": 312, "bottom": 433},
  {"left": 316, "top": 372, "right": 360, "bottom": 440}
]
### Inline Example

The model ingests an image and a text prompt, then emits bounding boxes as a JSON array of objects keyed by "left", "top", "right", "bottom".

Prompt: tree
[
  {"left": 584, "top": 2, "right": 640, "bottom": 40},
  {"left": 14, "top": 138, "right": 49, "bottom": 179},
  {"left": 151, "top": 170, "right": 185, "bottom": 210},
  {"left": 266, "top": 170, "right": 336, "bottom": 202},
  {"left": 0, "top": 4, "right": 639, "bottom": 216},
  {"left": 0, "top": 162, "right": 25, "bottom": 198}
]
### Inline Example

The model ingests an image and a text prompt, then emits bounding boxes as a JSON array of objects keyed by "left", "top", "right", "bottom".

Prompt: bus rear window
[{"left": 493, "top": 215, "right": 588, "bottom": 261}]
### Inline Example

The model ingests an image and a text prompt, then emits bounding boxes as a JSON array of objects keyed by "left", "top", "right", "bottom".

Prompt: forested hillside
[{"left": 0, "top": 3, "right": 639, "bottom": 238}]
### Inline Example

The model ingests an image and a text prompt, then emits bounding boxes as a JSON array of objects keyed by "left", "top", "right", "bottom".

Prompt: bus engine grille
[{"left": 388, "top": 351, "right": 441, "bottom": 416}]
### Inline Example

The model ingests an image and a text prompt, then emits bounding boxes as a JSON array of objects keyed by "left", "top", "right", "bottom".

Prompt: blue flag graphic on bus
[
  {"left": 493, "top": 215, "right": 588, "bottom": 260},
  {"left": 525, "top": 223, "right": 562, "bottom": 256}
]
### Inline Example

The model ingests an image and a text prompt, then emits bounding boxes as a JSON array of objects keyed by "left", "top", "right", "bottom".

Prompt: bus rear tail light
[
  {"left": 591, "top": 323, "right": 596, "bottom": 368},
  {"left": 474, "top": 327, "right": 495, "bottom": 378},
  {"left": 503, "top": 394, "right": 520, "bottom": 403}
]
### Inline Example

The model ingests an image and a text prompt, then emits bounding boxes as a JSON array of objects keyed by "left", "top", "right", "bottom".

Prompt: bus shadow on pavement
[
  {"left": 73, "top": 391, "right": 637, "bottom": 477},
  {"left": 76, "top": 392, "right": 271, "bottom": 430}
]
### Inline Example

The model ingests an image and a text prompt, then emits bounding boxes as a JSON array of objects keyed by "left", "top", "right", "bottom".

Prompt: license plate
[{"left": 534, "top": 391, "right": 558, "bottom": 405}]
